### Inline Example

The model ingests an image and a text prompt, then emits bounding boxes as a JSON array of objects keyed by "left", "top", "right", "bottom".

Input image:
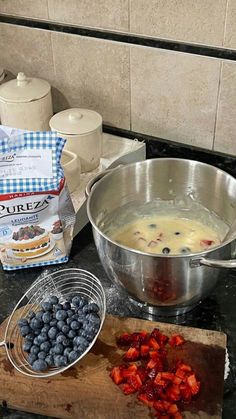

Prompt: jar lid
[
  {"left": 0, "top": 72, "right": 51, "bottom": 103},
  {"left": 49, "top": 108, "right": 102, "bottom": 135}
]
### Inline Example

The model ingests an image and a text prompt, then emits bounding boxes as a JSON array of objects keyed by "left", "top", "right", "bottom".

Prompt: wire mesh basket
[{"left": 0, "top": 268, "right": 106, "bottom": 378}]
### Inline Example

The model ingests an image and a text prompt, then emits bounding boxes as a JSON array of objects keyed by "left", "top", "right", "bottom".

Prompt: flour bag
[{"left": 0, "top": 131, "right": 75, "bottom": 270}]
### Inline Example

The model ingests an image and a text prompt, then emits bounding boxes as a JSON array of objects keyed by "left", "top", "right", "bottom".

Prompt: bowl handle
[
  {"left": 190, "top": 257, "right": 236, "bottom": 269},
  {"left": 85, "top": 165, "right": 123, "bottom": 197}
]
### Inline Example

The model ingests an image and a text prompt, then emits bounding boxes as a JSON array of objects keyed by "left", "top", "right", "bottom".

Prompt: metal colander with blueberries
[{"left": 0, "top": 268, "right": 106, "bottom": 378}]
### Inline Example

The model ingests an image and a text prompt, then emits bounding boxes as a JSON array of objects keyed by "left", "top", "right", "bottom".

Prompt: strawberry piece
[
  {"left": 187, "top": 374, "right": 200, "bottom": 395},
  {"left": 141, "top": 381, "right": 156, "bottom": 401},
  {"left": 110, "top": 366, "right": 123, "bottom": 385},
  {"left": 127, "top": 374, "right": 142, "bottom": 390},
  {"left": 154, "top": 372, "right": 166, "bottom": 387},
  {"left": 169, "top": 334, "right": 185, "bottom": 347},
  {"left": 137, "top": 366, "right": 148, "bottom": 383},
  {"left": 153, "top": 400, "right": 171, "bottom": 412},
  {"left": 167, "top": 403, "right": 179, "bottom": 414},
  {"left": 122, "top": 363, "right": 138, "bottom": 378},
  {"left": 200, "top": 239, "right": 214, "bottom": 247},
  {"left": 140, "top": 344, "right": 150, "bottom": 358},
  {"left": 138, "top": 393, "right": 154, "bottom": 407},
  {"left": 176, "top": 362, "right": 192, "bottom": 372},
  {"left": 149, "top": 337, "right": 160, "bottom": 350},
  {"left": 123, "top": 347, "right": 140, "bottom": 361},
  {"left": 173, "top": 376, "right": 182, "bottom": 385},
  {"left": 151, "top": 328, "right": 169, "bottom": 347},
  {"left": 180, "top": 384, "right": 192, "bottom": 402},
  {"left": 121, "top": 383, "right": 136, "bottom": 395},
  {"left": 117, "top": 332, "right": 132, "bottom": 346},
  {"left": 166, "top": 384, "right": 181, "bottom": 402},
  {"left": 161, "top": 372, "right": 175, "bottom": 381},
  {"left": 147, "top": 359, "right": 160, "bottom": 370}
]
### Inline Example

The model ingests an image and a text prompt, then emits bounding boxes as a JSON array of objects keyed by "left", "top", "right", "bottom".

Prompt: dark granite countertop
[{"left": 0, "top": 223, "right": 236, "bottom": 419}]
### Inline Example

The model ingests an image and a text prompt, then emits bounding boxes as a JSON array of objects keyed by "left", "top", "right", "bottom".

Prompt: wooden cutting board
[{"left": 0, "top": 313, "right": 226, "bottom": 419}]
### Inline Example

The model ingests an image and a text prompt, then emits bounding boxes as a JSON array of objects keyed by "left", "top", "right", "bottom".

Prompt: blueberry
[
  {"left": 42, "top": 312, "right": 52, "bottom": 324},
  {"left": 41, "top": 324, "right": 50, "bottom": 334},
  {"left": 53, "top": 343, "right": 64, "bottom": 355},
  {"left": 18, "top": 318, "right": 28, "bottom": 327},
  {"left": 50, "top": 319, "right": 57, "bottom": 327},
  {"left": 62, "top": 338, "right": 71, "bottom": 347},
  {"left": 71, "top": 314, "right": 79, "bottom": 320},
  {"left": 33, "top": 337, "right": 40, "bottom": 346},
  {"left": 32, "top": 359, "right": 47, "bottom": 371},
  {"left": 20, "top": 325, "right": 31, "bottom": 337},
  {"left": 54, "top": 355, "right": 68, "bottom": 367},
  {"left": 56, "top": 310, "right": 67, "bottom": 321},
  {"left": 68, "top": 350, "right": 79, "bottom": 363},
  {"left": 45, "top": 354, "right": 54, "bottom": 366},
  {"left": 67, "top": 309, "right": 74, "bottom": 318},
  {"left": 66, "top": 318, "right": 72, "bottom": 326},
  {"left": 35, "top": 311, "right": 44, "bottom": 321},
  {"left": 180, "top": 247, "right": 192, "bottom": 254},
  {"left": 48, "top": 327, "right": 58, "bottom": 340},
  {"left": 63, "top": 301, "right": 71, "bottom": 310},
  {"left": 25, "top": 333, "right": 35, "bottom": 342},
  {"left": 48, "top": 295, "right": 59, "bottom": 305},
  {"left": 30, "top": 317, "right": 43, "bottom": 331},
  {"left": 80, "top": 330, "right": 88, "bottom": 338},
  {"left": 70, "top": 321, "right": 81, "bottom": 331},
  {"left": 71, "top": 296, "right": 81, "bottom": 307},
  {"left": 62, "top": 325, "right": 70, "bottom": 335},
  {"left": 38, "top": 351, "right": 47, "bottom": 360},
  {"left": 37, "top": 332, "right": 48, "bottom": 345},
  {"left": 28, "top": 353, "right": 37, "bottom": 365},
  {"left": 87, "top": 303, "right": 99, "bottom": 313},
  {"left": 85, "top": 333, "right": 95, "bottom": 342},
  {"left": 57, "top": 320, "right": 66, "bottom": 330},
  {"left": 68, "top": 329, "right": 76, "bottom": 339},
  {"left": 41, "top": 302, "right": 53, "bottom": 311},
  {"left": 34, "top": 330, "right": 41, "bottom": 336},
  {"left": 30, "top": 345, "right": 40, "bottom": 355},
  {"left": 175, "top": 232, "right": 181, "bottom": 235},
  {"left": 56, "top": 334, "right": 67, "bottom": 344},
  {"left": 54, "top": 303, "right": 63, "bottom": 311},
  {"left": 23, "top": 341, "right": 32, "bottom": 352},
  {"left": 64, "top": 347, "right": 72, "bottom": 357},
  {"left": 49, "top": 347, "right": 55, "bottom": 355},
  {"left": 82, "top": 304, "right": 90, "bottom": 314},
  {"left": 40, "top": 341, "right": 51, "bottom": 353},
  {"left": 73, "top": 336, "right": 89, "bottom": 348},
  {"left": 83, "top": 324, "right": 98, "bottom": 334},
  {"left": 162, "top": 247, "right": 171, "bottom": 254},
  {"left": 148, "top": 224, "right": 157, "bottom": 228},
  {"left": 28, "top": 310, "right": 35, "bottom": 320},
  {"left": 86, "top": 313, "right": 100, "bottom": 325}
]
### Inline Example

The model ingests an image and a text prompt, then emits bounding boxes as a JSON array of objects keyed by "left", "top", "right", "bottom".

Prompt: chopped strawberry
[
  {"left": 140, "top": 344, "right": 150, "bottom": 358},
  {"left": 200, "top": 239, "right": 214, "bottom": 247},
  {"left": 167, "top": 403, "right": 179, "bottom": 414},
  {"left": 175, "top": 368, "right": 186, "bottom": 380},
  {"left": 123, "top": 347, "right": 140, "bottom": 362},
  {"left": 122, "top": 363, "right": 138, "bottom": 378},
  {"left": 151, "top": 328, "right": 169, "bottom": 346},
  {"left": 153, "top": 400, "right": 171, "bottom": 412},
  {"left": 137, "top": 366, "right": 148, "bottom": 383},
  {"left": 110, "top": 366, "right": 123, "bottom": 385},
  {"left": 166, "top": 384, "right": 181, "bottom": 402},
  {"left": 138, "top": 393, "right": 154, "bottom": 407},
  {"left": 127, "top": 374, "right": 142, "bottom": 390},
  {"left": 161, "top": 372, "right": 175, "bottom": 381},
  {"left": 147, "top": 359, "right": 159, "bottom": 370},
  {"left": 121, "top": 383, "right": 136, "bottom": 395},
  {"left": 117, "top": 332, "right": 132, "bottom": 346},
  {"left": 149, "top": 337, "right": 160, "bottom": 350},
  {"left": 179, "top": 384, "right": 192, "bottom": 402},
  {"left": 187, "top": 374, "right": 200, "bottom": 395},
  {"left": 169, "top": 334, "right": 185, "bottom": 347},
  {"left": 154, "top": 372, "right": 166, "bottom": 387},
  {"left": 176, "top": 362, "right": 192, "bottom": 372},
  {"left": 172, "top": 376, "right": 182, "bottom": 385}
]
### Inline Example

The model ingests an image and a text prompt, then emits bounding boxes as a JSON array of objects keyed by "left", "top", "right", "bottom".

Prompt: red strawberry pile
[{"left": 110, "top": 328, "right": 200, "bottom": 419}]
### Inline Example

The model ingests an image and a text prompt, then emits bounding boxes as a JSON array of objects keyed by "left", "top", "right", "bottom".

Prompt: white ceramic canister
[
  {"left": 49, "top": 108, "right": 102, "bottom": 173},
  {"left": 0, "top": 72, "right": 53, "bottom": 131}
]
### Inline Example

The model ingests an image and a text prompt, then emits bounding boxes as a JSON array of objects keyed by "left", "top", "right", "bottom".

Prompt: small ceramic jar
[
  {"left": 0, "top": 72, "right": 53, "bottom": 130},
  {"left": 49, "top": 108, "right": 102, "bottom": 173}
]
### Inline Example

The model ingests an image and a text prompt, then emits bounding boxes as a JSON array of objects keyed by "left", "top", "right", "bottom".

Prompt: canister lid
[
  {"left": 0, "top": 72, "right": 51, "bottom": 103},
  {"left": 49, "top": 108, "right": 102, "bottom": 135}
]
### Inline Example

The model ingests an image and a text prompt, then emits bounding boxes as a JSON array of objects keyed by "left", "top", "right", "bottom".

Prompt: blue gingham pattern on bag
[
  {"left": 3, "top": 256, "right": 68, "bottom": 270},
  {"left": 0, "top": 131, "right": 65, "bottom": 194}
]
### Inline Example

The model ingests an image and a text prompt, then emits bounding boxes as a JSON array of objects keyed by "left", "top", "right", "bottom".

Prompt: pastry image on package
[{"left": 0, "top": 131, "right": 75, "bottom": 270}]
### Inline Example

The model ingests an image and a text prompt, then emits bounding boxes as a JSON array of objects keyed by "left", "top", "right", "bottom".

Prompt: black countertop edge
[
  {"left": 103, "top": 124, "right": 236, "bottom": 178},
  {"left": 1, "top": 14, "right": 236, "bottom": 61}
]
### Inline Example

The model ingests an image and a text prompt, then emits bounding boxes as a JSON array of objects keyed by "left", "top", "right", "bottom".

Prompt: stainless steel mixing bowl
[{"left": 87, "top": 158, "right": 236, "bottom": 315}]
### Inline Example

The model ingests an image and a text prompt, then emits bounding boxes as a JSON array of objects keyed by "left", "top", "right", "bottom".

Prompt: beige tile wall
[{"left": 1, "top": 0, "right": 236, "bottom": 156}]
